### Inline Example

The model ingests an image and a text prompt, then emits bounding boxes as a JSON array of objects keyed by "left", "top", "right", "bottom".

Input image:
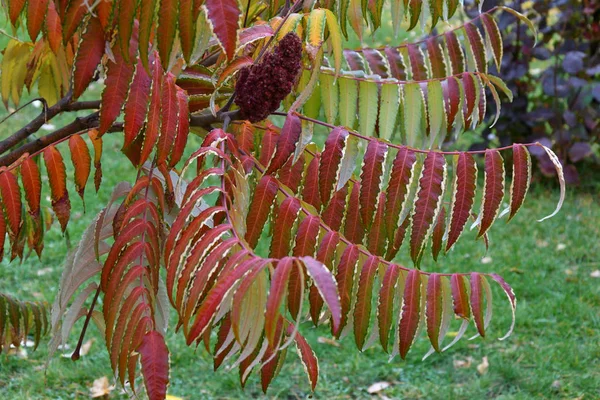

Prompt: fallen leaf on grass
[
  {"left": 477, "top": 356, "right": 489, "bottom": 375},
  {"left": 90, "top": 376, "right": 115, "bottom": 398},
  {"left": 590, "top": 270, "right": 600, "bottom": 278},
  {"left": 90, "top": 376, "right": 114, "bottom": 398},
  {"left": 453, "top": 356, "right": 474, "bottom": 369},
  {"left": 317, "top": 336, "right": 340, "bottom": 347},
  {"left": 480, "top": 256, "right": 492, "bottom": 264},
  {"left": 36, "top": 267, "right": 53, "bottom": 276},
  {"left": 367, "top": 381, "right": 391, "bottom": 394},
  {"left": 556, "top": 243, "right": 567, "bottom": 251}
]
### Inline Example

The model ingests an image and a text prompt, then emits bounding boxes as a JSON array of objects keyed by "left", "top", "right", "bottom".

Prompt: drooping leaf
[
  {"left": 0, "top": 170, "right": 22, "bottom": 238},
  {"left": 72, "top": 17, "right": 105, "bottom": 99},
  {"left": 344, "top": 181, "right": 365, "bottom": 244},
  {"left": 431, "top": 206, "right": 445, "bottom": 261},
  {"left": 360, "top": 140, "right": 387, "bottom": 228},
  {"left": 205, "top": 0, "right": 240, "bottom": 59},
  {"left": 358, "top": 80, "right": 378, "bottom": 138},
  {"left": 379, "top": 83, "right": 399, "bottom": 141},
  {"left": 63, "top": 0, "right": 87, "bottom": 42},
  {"left": 124, "top": 60, "right": 152, "bottom": 148},
  {"left": 464, "top": 23, "right": 487, "bottom": 73},
  {"left": 245, "top": 176, "right": 278, "bottom": 248},
  {"left": 426, "top": 273, "right": 442, "bottom": 351},
  {"left": 45, "top": 1, "right": 63, "bottom": 54},
  {"left": 19, "top": 157, "right": 42, "bottom": 217},
  {"left": 353, "top": 256, "right": 379, "bottom": 350},
  {"left": 446, "top": 153, "right": 477, "bottom": 252},
  {"left": 319, "top": 127, "right": 349, "bottom": 205},
  {"left": 157, "top": 0, "right": 178, "bottom": 64},
  {"left": 335, "top": 244, "right": 359, "bottom": 334},
  {"left": 138, "top": 330, "right": 170, "bottom": 400},
  {"left": 27, "top": 0, "right": 49, "bottom": 41},
  {"left": 157, "top": 72, "right": 179, "bottom": 166},
  {"left": 266, "top": 113, "right": 302, "bottom": 174},
  {"left": 68, "top": 135, "right": 91, "bottom": 200},
  {"left": 140, "top": 54, "right": 163, "bottom": 166},
  {"left": 377, "top": 264, "right": 400, "bottom": 352},
  {"left": 481, "top": 14, "right": 503, "bottom": 71},
  {"left": 43, "top": 146, "right": 70, "bottom": 232},
  {"left": 410, "top": 152, "right": 446, "bottom": 265},
  {"left": 385, "top": 147, "right": 417, "bottom": 243},
  {"left": 398, "top": 269, "right": 421, "bottom": 359},
  {"left": 476, "top": 149, "right": 504, "bottom": 238},
  {"left": 508, "top": 144, "right": 531, "bottom": 221}
]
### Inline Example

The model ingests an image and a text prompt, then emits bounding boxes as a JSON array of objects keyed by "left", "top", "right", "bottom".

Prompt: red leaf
[
  {"left": 383, "top": 46, "right": 407, "bottom": 80},
  {"left": 450, "top": 274, "right": 470, "bottom": 319},
  {"left": 235, "top": 121, "right": 254, "bottom": 155},
  {"left": 407, "top": 44, "right": 427, "bottom": 81},
  {"left": 353, "top": 256, "right": 379, "bottom": 350},
  {"left": 43, "top": 146, "right": 70, "bottom": 232},
  {"left": 288, "top": 324, "right": 319, "bottom": 391},
  {"left": 98, "top": 30, "right": 139, "bottom": 135},
  {"left": 335, "top": 244, "right": 359, "bottom": 335},
  {"left": 470, "top": 272, "right": 485, "bottom": 337},
  {"left": 445, "top": 31, "right": 464, "bottom": 74},
  {"left": 140, "top": 54, "right": 164, "bottom": 166},
  {"left": 259, "top": 128, "right": 278, "bottom": 167},
  {"left": 322, "top": 186, "right": 348, "bottom": 232},
  {"left": 8, "top": 0, "right": 26, "bottom": 26},
  {"left": 270, "top": 198, "right": 301, "bottom": 259},
  {"left": 462, "top": 73, "right": 477, "bottom": 125},
  {"left": 509, "top": 144, "right": 530, "bottom": 221},
  {"left": 426, "top": 38, "right": 446, "bottom": 78},
  {"left": 169, "top": 88, "right": 190, "bottom": 168},
  {"left": 378, "top": 264, "right": 400, "bottom": 353},
  {"left": 157, "top": 0, "right": 178, "bottom": 64},
  {"left": 278, "top": 154, "right": 305, "bottom": 194},
  {"left": 399, "top": 269, "right": 421, "bottom": 359},
  {"left": 73, "top": 17, "right": 105, "bottom": 99},
  {"left": 319, "top": 127, "right": 349, "bottom": 205},
  {"left": 464, "top": 23, "right": 487, "bottom": 73},
  {"left": 68, "top": 135, "right": 91, "bottom": 199},
  {"left": 118, "top": 0, "right": 137, "bottom": 61},
  {"left": 19, "top": 157, "right": 41, "bottom": 217},
  {"left": 426, "top": 273, "right": 443, "bottom": 351},
  {"left": 481, "top": 14, "right": 503, "bottom": 71},
  {"left": 0, "top": 170, "right": 22, "bottom": 238},
  {"left": 302, "top": 155, "right": 321, "bottom": 210},
  {"left": 139, "top": 0, "right": 157, "bottom": 70},
  {"left": 45, "top": 1, "right": 63, "bottom": 54},
  {"left": 410, "top": 152, "right": 446, "bottom": 265},
  {"left": 245, "top": 175, "right": 278, "bottom": 248},
  {"left": 204, "top": 0, "right": 241, "bottom": 59},
  {"left": 344, "top": 182, "right": 365, "bottom": 244},
  {"left": 478, "top": 149, "right": 504, "bottom": 237},
  {"left": 27, "top": 0, "right": 49, "bottom": 41},
  {"left": 265, "top": 258, "right": 294, "bottom": 345},
  {"left": 385, "top": 214, "right": 410, "bottom": 261},
  {"left": 367, "top": 192, "right": 387, "bottom": 256},
  {"left": 124, "top": 60, "right": 152, "bottom": 147},
  {"left": 138, "top": 330, "right": 170, "bottom": 400},
  {"left": 292, "top": 215, "right": 320, "bottom": 257},
  {"left": 385, "top": 147, "right": 416, "bottom": 242},
  {"left": 431, "top": 206, "right": 446, "bottom": 261},
  {"left": 88, "top": 129, "right": 103, "bottom": 191},
  {"left": 157, "top": 72, "right": 179, "bottom": 166},
  {"left": 444, "top": 77, "right": 461, "bottom": 133},
  {"left": 446, "top": 153, "right": 477, "bottom": 251},
  {"left": 96, "top": 0, "right": 112, "bottom": 29},
  {"left": 63, "top": 0, "right": 87, "bottom": 41},
  {"left": 360, "top": 140, "right": 387, "bottom": 228},
  {"left": 179, "top": 0, "right": 195, "bottom": 62},
  {"left": 266, "top": 113, "right": 301, "bottom": 175}
]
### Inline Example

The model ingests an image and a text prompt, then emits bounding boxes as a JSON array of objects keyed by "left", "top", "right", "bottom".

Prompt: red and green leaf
[
  {"left": 266, "top": 113, "right": 302, "bottom": 175},
  {"left": 398, "top": 269, "right": 421, "bottom": 359},
  {"left": 43, "top": 146, "right": 70, "bottom": 232},
  {"left": 205, "top": 0, "right": 241, "bottom": 59},
  {"left": 245, "top": 175, "right": 278, "bottom": 248},
  {"left": 477, "top": 149, "right": 504, "bottom": 238},
  {"left": 508, "top": 144, "right": 531, "bottom": 221},
  {"left": 353, "top": 256, "right": 379, "bottom": 350},
  {"left": 446, "top": 153, "right": 477, "bottom": 251},
  {"left": 359, "top": 140, "right": 387, "bottom": 228},
  {"left": 68, "top": 135, "right": 91, "bottom": 200}
]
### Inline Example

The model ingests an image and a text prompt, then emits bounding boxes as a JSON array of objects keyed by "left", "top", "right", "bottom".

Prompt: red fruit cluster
[{"left": 235, "top": 33, "right": 303, "bottom": 122}]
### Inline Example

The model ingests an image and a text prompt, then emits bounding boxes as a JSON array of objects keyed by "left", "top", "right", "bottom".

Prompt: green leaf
[
  {"left": 324, "top": 9, "right": 343, "bottom": 77},
  {"left": 359, "top": 80, "right": 378, "bottom": 137},
  {"left": 403, "top": 83, "right": 424, "bottom": 147},
  {"left": 498, "top": 6, "right": 538, "bottom": 46},
  {"left": 339, "top": 77, "right": 358, "bottom": 129},
  {"left": 427, "top": 79, "right": 446, "bottom": 148},
  {"left": 320, "top": 72, "right": 338, "bottom": 125},
  {"left": 378, "top": 83, "right": 400, "bottom": 141}
]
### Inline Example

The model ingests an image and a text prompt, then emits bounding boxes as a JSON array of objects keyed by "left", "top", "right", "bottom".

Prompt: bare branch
[{"left": 0, "top": 94, "right": 101, "bottom": 155}]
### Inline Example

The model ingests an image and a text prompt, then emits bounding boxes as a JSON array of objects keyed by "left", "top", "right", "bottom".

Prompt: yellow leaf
[
  {"left": 324, "top": 10, "right": 343, "bottom": 77},
  {"left": 306, "top": 8, "right": 326, "bottom": 59}
]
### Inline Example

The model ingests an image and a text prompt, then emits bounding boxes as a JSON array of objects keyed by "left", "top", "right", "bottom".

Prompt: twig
[{"left": 0, "top": 94, "right": 100, "bottom": 155}]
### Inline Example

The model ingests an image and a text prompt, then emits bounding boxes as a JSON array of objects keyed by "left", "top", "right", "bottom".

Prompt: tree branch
[
  {"left": 0, "top": 112, "right": 121, "bottom": 168},
  {"left": 0, "top": 95, "right": 101, "bottom": 155}
]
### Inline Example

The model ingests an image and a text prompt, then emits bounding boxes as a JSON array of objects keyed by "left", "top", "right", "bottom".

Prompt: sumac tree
[{"left": 0, "top": 1, "right": 565, "bottom": 398}]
